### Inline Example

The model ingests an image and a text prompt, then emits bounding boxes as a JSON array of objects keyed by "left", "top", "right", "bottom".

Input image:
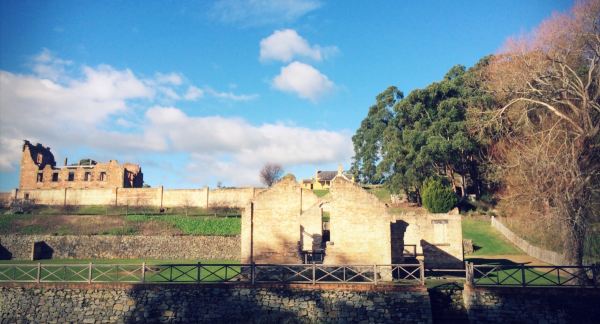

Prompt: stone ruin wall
[
  {"left": 394, "top": 211, "right": 463, "bottom": 268},
  {"left": 241, "top": 175, "right": 394, "bottom": 265},
  {"left": 324, "top": 177, "right": 392, "bottom": 265},
  {"left": 241, "top": 174, "right": 463, "bottom": 267},
  {"left": 241, "top": 176, "right": 321, "bottom": 264},
  {"left": 0, "top": 234, "right": 240, "bottom": 261},
  {"left": 19, "top": 141, "right": 142, "bottom": 190},
  {"left": 4, "top": 186, "right": 264, "bottom": 209}
]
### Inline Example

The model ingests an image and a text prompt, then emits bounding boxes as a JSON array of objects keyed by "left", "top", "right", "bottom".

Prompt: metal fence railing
[
  {"left": 465, "top": 262, "right": 599, "bottom": 288},
  {"left": 0, "top": 263, "right": 424, "bottom": 285},
  {"left": 3, "top": 262, "right": 597, "bottom": 287}
]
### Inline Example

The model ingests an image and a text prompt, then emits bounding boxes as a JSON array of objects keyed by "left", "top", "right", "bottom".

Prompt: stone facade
[
  {"left": 242, "top": 174, "right": 462, "bottom": 267},
  {"left": 241, "top": 175, "right": 321, "bottom": 264},
  {"left": 323, "top": 176, "right": 392, "bottom": 265},
  {"left": 394, "top": 211, "right": 464, "bottom": 268},
  {"left": 0, "top": 284, "right": 433, "bottom": 323},
  {"left": 19, "top": 140, "right": 143, "bottom": 190},
  {"left": 0, "top": 235, "right": 240, "bottom": 261}
]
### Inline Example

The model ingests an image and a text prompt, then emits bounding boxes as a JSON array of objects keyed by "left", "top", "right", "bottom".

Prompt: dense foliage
[
  {"left": 352, "top": 58, "right": 496, "bottom": 201},
  {"left": 421, "top": 178, "right": 458, "bottom": 213}
]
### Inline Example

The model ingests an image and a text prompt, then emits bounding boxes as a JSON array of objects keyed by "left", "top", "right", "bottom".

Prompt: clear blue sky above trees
[{"left": 0, "top": 0, "right": 572, "bottom": 189}]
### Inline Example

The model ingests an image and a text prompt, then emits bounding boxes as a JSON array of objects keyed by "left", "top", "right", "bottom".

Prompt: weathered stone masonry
[
  {"left": 2, "top": 283, "right": 600, "bottom": 323},
  {"left": 0, "top": 283, "right": 433, "bottom": 324},
  {"left": 0, "top": 235, "right": 240, "bottom": 261}
]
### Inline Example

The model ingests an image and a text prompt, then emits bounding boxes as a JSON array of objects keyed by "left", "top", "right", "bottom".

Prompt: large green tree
[
  {"left": 351, "top": 86, "right": 402, "bottom": 183},
  {"left": 353, "top": 60, "right": 493, "bottom": 201}
]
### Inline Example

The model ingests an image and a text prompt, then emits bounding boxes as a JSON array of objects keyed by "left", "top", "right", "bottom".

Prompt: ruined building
[
  {"left": 242, "top": 174, "right": 463, "bottom": 268},
  {"left": 19, "top": 140, "right": 143, "bottom": 190}
]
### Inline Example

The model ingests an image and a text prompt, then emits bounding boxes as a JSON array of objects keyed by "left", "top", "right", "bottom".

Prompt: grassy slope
[
  {"left": 462, "top": 219, "right": 523, "bottom": 256},
  {"left": 0, "top": 213, "right": 241, "bottom": 236}
]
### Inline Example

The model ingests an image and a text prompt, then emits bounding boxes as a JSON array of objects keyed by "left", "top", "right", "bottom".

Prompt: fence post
[
  {"left": 197, "top": 262, "right": 201, "bottom": 283},
  {"left": 373, "top": 265, "right": 378, "bottom": 285},
  {"left": 521, "top": 263, "right": 526, "bottom": 287},
  {"left": 141, "top": 262, "right": 146, "bottom": 283},
  {"left": 464, "top": 262, "right": 470, "bottom": 284},
  {"left": 312, "top": 263, "right": 316, "bottom": 285},
  {"left": 37, "top": 262, "right": 41, "bottom": 283},
  {"left": 88, "top": 262, "right": 92, "bottom": 284},
  {"left": 419, "top": 260, "right": 425, "bottom": 285}
]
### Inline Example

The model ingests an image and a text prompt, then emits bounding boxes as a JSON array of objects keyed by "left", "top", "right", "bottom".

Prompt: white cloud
[
  {"left": 0, "top": 51, "right": 351, "bottom": 187},
  {"left": 272, "top": 61, "right": 334, "bottom": 102},
  {"left": 205, "top": 88, "right": 259, "bottom": 101},
  {"left": 184, "top": 86, "right": 204, "bottom": 101},
  {"left": 154, "top": 72, "right": 183, "bottom": 86},
  {"left": 210, "top": 0, "right": 321, "bottom": 26},
  {"left": 260, "top": 29, "right": 337, "bottom": 62},
  {"left": 31, "top": 48, "right": 73, "bottom": 82}
]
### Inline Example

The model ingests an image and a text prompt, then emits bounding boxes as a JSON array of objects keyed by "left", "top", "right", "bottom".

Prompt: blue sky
[{"left": 0, "top": 0, "right": 572, "bottom": 189}]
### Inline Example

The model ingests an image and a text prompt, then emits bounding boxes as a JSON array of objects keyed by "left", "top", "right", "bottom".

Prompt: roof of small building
[{"left": 317, "top": 171, "right": 338, "bottom": 181}]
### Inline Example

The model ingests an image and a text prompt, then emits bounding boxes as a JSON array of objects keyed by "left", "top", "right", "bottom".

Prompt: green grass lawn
[
  {"left": 462, "top": 219, "right": 523, "bottom": 256},
  {"left": 126, "top": 214, "right": 240, "bottom": 236},
  {"left": 366, "top": 187, "right": 391, "bottom": 203},
  {"left": 313, "top": 189, "right": 330, "bottom": 197},
  {"left": 0, "top": 212, "right": 241, "bottom": 236}
]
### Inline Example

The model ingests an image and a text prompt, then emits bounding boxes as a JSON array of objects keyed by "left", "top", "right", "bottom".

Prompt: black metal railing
[
  {"left": 465, "top": 262, "right": 599, "bottom": 288},
  {"left": 0, "top": 262, "right": 424, "bottom": 285}
]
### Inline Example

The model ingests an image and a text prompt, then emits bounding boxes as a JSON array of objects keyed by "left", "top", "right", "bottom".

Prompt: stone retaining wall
[
  {"left": 2, "top": 282, "right": 599, "bottom": 323},
  {"left": 463, "top": 285, "right": 600, "bottom": 323},
  {"left": 0, "top": 283, "right": 433, "bottom": 323},
  {"left": 490, "top": 216, "right": 567, "bottom": 265},
  {"left": 0, "top": 235, "right": 240, "bottom": 261},
  {"left": 6, "top": 187, "right": 265, "bottom": 209}
]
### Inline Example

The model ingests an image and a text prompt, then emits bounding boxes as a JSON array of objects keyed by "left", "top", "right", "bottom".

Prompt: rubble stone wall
[
  {"left": 0, "top": 284, "right": 433, "bottom": 324},
  {"left": 0, "top": 235, "right": 240, "bottom": 261}
]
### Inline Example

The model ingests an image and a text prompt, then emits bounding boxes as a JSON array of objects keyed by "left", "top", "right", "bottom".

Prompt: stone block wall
[
  {"left": 66, "top": 188, "right": 116, "bottom": 205},
  {"left": 0, "top": 284, "right": 433, "bottom": 323},
  {"left": 463, "top": 285, "right": 600, "bottom": 323},
  {"left": 241, "top": 175, "right": 321, "bottom": 264},
  {"left": 162, "top": 188, "right": 208, "bottom": 208},
  {"left": 394, "top": 212, "right": 463, "bottom": 268},
  {"left": 10, "top": 186, "right": 264, "bottom": 209},
  {"left": 0, "top": 235, "right": 240, "bottom": 261},
  {"left": 209, "top": 188, "right": 258, "bottom": 208},
  {"left": 324, "top": 177, "right": 392, "bottom": 265}
]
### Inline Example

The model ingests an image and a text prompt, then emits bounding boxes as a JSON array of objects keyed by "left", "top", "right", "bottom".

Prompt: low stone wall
[
  {"left": 0, "top": 235, "right": 240, "bottom": 261},
  {"left": 490, "top": 216, "right": 567, "bottom": 265},
  {"left": 0, "top": 283, "right": 433, "bottom": 323},
  {"left": 463, "top": 285, "right": 600, "bottom": 323},
  {"left": 8, "top": 186, "right": 265, "bottom": 209}
]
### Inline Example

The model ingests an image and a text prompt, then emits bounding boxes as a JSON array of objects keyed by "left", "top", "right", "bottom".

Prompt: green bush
[{"left": 421, "top": 178, "right": 457, "bottom": 213}]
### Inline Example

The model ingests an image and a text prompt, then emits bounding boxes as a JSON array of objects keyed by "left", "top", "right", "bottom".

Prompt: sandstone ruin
[
  {"left": 19, "top": 140, "right": 143, "bottom": 190},
  {"left": 242, "top": 174, "right": 463, "bottom": 267}
]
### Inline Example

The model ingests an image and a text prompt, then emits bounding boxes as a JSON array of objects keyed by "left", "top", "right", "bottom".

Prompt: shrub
[{"left": 421, "top": 178, "right": 457, "bottom": 213}]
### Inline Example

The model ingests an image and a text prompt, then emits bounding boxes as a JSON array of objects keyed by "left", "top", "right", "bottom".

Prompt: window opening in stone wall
[
  {"left": 432, "top": 220, "right": 449, "bottom": 244},
  {"left": 84, "top": 172, "right": 92, "bottom": 181},
  {"left": 24, "top": 193, "right": 30, "bottom": 200},
  {"left": 68, "top": 172, "right": 75, "bottom": 181},
  {"left": 36, "top": 172, "right": 43, "bottom": 182},
  {"left": 99, "top": 172, "right": 106, "bottom": 181},
  {"left": 52, "top": 173, "right": 59, "bottom": 182}
]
